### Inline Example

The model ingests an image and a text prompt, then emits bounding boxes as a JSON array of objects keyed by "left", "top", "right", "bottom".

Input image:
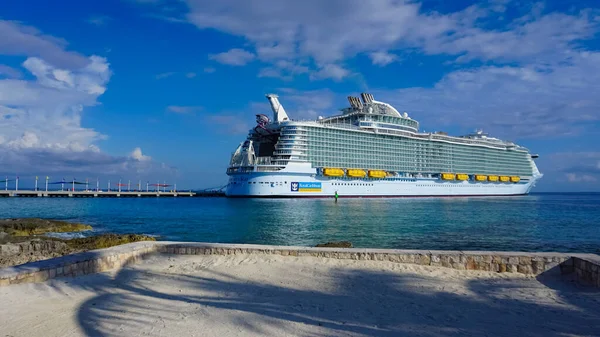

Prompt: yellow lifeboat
[
  {"left": 368, "top": 170, "right": 386, "bottom": 179},
  {"left": 347, "top": 169, "right": 366, "bottom": 178},
  {"left": 488, "top": 175, "right": 499, "bottom": 182},
  {"left": 499, "top": 176, "right": 510, "bottom": 182},
  {"left": 475, "top": 175, "right": 487, "bottom": 182},
  {"left": 456, "top": 173, "right": 469, "bottom": 181},
  {"left": 510, "top": 176, "right": 520, "bottom": 183},
  {"left": 323, "top": 168, "right": 344, "bottom": 177},
  {"left": 441, "top": 173, "right": 455, "bottom": 180}
]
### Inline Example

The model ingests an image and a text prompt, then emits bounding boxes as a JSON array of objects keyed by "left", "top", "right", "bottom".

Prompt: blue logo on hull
[{"left": 291, "top": 182, "right": 322, "bottom": 192}]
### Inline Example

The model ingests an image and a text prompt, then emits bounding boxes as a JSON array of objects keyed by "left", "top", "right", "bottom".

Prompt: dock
[{"left": 0, "top": 190, "right": 195, "bottom": 198}]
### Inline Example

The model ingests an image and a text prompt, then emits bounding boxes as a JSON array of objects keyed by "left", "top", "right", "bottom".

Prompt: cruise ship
[{"left": 226, "top": 93, "right": 542, "bottom": 197}]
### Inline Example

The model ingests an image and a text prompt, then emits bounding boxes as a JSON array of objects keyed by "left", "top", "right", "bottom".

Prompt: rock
[
  {"left": 65, "top": 234, "right": 156, "bottom": 250},
  {"left": 315, "top": 241, "right": 352, "bottom": 248},
  {"left": 0, "top": 218, "right": 92, "bottom": 236}
]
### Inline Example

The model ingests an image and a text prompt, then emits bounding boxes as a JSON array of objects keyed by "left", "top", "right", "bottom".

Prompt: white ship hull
[{"left": 226, "top": 166, "right": 539, "bottom": 198}]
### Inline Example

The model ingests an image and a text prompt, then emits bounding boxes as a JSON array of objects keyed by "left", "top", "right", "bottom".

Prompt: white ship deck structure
[{"left": 226, "top": 93, "right": 542, "bottom": 197}]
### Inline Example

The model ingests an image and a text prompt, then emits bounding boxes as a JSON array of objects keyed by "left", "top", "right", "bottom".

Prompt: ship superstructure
[{"left": 226, "top": 93, "right": 542, "bottom": 197}]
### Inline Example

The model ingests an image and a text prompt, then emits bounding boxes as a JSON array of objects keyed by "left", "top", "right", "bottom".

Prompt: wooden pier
[{"left": 0, "top": 190, "right": 195, "bottom": 198}]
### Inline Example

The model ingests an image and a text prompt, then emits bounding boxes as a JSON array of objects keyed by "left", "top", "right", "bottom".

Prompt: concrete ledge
[{"left": 1, "top": 242, "right": 599, "bottom": 287}]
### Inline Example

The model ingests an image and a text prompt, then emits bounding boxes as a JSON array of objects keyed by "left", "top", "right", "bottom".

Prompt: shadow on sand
[{"left": 61, "top": 256, "right": 600, "bottom": 337}]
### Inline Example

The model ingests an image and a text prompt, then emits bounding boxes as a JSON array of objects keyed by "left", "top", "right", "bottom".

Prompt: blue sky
[{"left": 1, "top": 0, "right": 599, "bottom": 191}]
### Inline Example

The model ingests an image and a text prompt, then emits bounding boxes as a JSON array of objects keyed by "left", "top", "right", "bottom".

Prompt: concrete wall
[{"left": 1, "top": 242, "right": 599, "bottom": 288}]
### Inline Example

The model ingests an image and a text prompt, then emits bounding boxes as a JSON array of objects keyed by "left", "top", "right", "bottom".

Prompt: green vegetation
[
  {"left": 0, "top": 218, "right": 157, "bottom": 267},
  {"left": 315, "top": 241, "right": 352, "bottom": 248},
  {"left": 0, "top": 218, "right": 92, "bottom": 236}
]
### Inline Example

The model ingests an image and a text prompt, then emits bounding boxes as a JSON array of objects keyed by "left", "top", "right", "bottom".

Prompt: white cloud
[
  {"left": 0, "top": 56, "right": 111, "bottom": 149},
  {"left": 130, "top": 147, "right": 151, "bottom": 161},
  {"left": 166, "top": 105, "right": 201, "bottom": 114},
  {"left": 258, "top": 60, "right": 309, "bottom": 80},
  {"left": 276, "top": 88, "right": 335, "bottom": 119},
  {"left": 155, "top": 1, "right": 598, "bottom": 82},
  {"left": 0, "top": 64, "right": 22, "bottom": 79},
  {"left": 155, "top": 71, "right": 175, "bottom": 79},
  {"left": 209, "top": 48, "right": 255, "bottom": 66},
  {"left": 376, "top": 51, "right": 600, "bottom": 139},
  {"left": 208, "top": 115, "right": 250, "bottom": 134},
  {"left": 0, "top": 20, "right": 173, "bottom": 179},
  {"left": 0, "top": 20, "right": 89, "bottom": 69},
  {"left": 203, "top": 67, "right": 216, "bottom": 73},
  {"left": 309, "top": 64, "right": 350, "bottom": 81},
  {"left": 87, "top": 16, "right": 111, "bottom": 26},
  {"left": 369, "top": 51, "right": 398, "bottom": 66},
  {"left": 537, "top": 152, "right": 600, "bottom": 189},
  {"left": 566, "top": 173, "right": 597, "bottom": 183},
  {"left": 185, "top": 72, "right": 196, "bottom": 78}
]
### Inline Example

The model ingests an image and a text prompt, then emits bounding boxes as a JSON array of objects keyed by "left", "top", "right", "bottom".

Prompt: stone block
[
  {"left": 519, "top": 256, "right": 532, "bottom": 265},
  {"left": 506, "top": 264, "right": 518, "bottom": 273},
  {"left": 465, "top": 256, "right": 476, "bottom": 270},
  {"left": 476, "top": 262, "right": 492, "bottom": 271},
  {"left": 418, "top": 254, "right": 431, "bottom": 265},
  {"left": 56, "top": 267, "right": 64, "bottom": 276},
  {"left": 48, "top": 269, "right": 56, "bottom": 278},
  {"left": 398, "top": 254, "right": 416, "bottom": 264},
  {"left": 531, "top": 260, "right": 545, "bottom": 275},
  {"left": 517, "top": 264, "right": 533, "bottom": 274},
  {"left": 498, "top": 264, "right": 507, "bottom": 273},
  {"left": 33, "top": 270, "right": 49, "bottom": 282},
  {"left": 508, "top": 256, "right": 519, "bottom": 265},
  {"left": 452, "top": 262, "right": 466, "bottom": 270}
]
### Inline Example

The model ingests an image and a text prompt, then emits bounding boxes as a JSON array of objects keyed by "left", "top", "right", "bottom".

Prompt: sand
[{"left": 1, "top": 254, "right": 599, "bottom": 337}]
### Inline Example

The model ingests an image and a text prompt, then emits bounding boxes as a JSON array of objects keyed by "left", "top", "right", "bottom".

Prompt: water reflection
[{"left": 0, "top": 194, "right": 598, "bottom": 252}]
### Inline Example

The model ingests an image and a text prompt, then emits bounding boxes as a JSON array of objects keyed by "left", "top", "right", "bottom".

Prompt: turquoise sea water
[{"left": 0, "top": 193, "right": 599, "bottom": 253}]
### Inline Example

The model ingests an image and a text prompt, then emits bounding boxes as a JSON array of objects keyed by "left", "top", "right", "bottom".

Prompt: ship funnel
[
  {"left": 360, "top": 93, "right": 374, "bottom": 104},
  {"left": 360, "top": 93, "right": 368, "bottom": 104},
  {"left": 354, "top": 96, "right": 363, "bottom": 109},
  {"left": 347, "top": 96, "right": 357, "bottom": 108},
  {"left": 266, "top": 94, "right": 290, "bottom": 122}
]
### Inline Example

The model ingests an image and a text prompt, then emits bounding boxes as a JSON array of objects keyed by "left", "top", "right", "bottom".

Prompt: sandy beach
[{"left": 1, "top": 254, "right": 599, "bottom": 337}]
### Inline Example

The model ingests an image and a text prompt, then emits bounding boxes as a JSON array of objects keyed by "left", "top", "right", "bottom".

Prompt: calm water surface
[{"left": 0, "top": 193, "right": 598, "bottom": 253}]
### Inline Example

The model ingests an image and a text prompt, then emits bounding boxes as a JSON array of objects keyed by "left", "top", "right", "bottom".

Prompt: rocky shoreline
[{"left": 0, "top": 218, "right": 155, "bottom": 268}]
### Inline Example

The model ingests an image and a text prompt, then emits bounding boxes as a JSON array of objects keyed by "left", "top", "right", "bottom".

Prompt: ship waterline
[{"left": 226, "top": 93, "right": 542, "bottom": 197}]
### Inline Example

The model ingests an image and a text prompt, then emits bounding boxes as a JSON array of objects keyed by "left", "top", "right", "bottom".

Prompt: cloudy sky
[{"left": 1, "top": 0, "right": 599, "bottom": 191}]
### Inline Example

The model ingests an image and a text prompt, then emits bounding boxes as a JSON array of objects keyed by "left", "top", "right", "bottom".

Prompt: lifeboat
[
  {"left": 488, "top": 175, "right": 499, "bottom": 182},
  {"left": 456, "top": 173, "right": 469, "bottom": 181},
  {"left": 323, "top": 168, "right": 344, "bottom": 177},
  {"left": 347, "top": 169, "right": 366, "bottom": 178},
  {"left": 368, "top": 170, "right": 386, "bottom": 179},
  {"left": 510, "top": 176, "right": 520, "bottom": 183},
  {"left": 499, "top": 176, "right": 510, "bottom": 182},
  {"left": 441, "top": 173, "right": 455, "bottom": 180},
  {"left": 475, "top": 175, "right": 487, "bottom": 182}
]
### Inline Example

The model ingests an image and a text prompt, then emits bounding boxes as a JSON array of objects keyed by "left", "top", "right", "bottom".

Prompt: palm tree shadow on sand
[{"left": 64, "top": 255, "right": 600, "bottom": 337}]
